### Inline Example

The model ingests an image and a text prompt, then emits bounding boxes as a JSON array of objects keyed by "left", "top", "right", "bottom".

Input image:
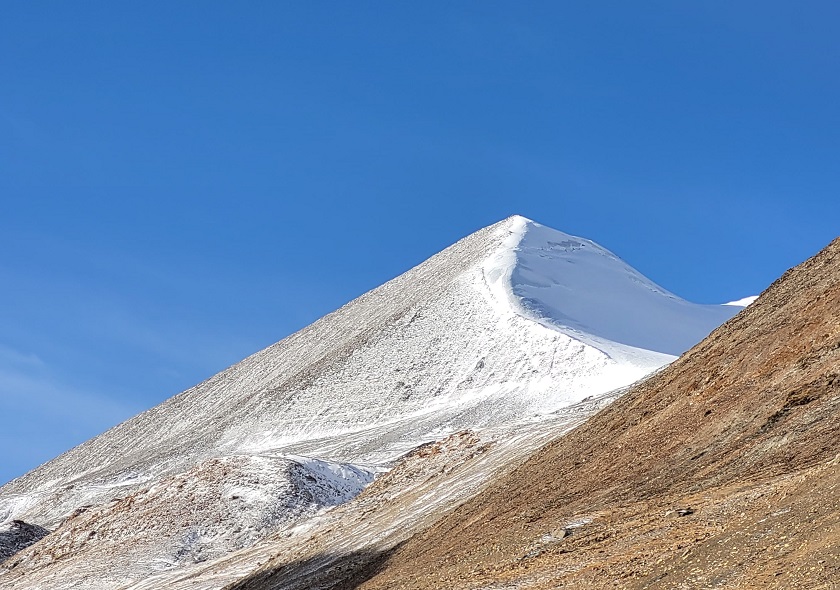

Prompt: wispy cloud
[
  {"left": 0, "top": 347, "right": 141, "bottom": 485},
  {"left": 0, "top": 367, "right": 136, "bottom": 421},
  {"left": 0, "top": 343, "right": 46, "bottom": 369}
]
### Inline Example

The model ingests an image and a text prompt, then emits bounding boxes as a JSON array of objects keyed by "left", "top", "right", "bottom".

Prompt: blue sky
[{"left": 2, "top": 2, "right": 838, "bottom": 485}]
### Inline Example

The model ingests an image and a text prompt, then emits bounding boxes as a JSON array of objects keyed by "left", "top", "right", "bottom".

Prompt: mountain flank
[
  {"left": 236, "top": 237, "right": 840, "bottom": 589},
  {"left": 0, "top": 216, "right": 746, "bottom": 589}
]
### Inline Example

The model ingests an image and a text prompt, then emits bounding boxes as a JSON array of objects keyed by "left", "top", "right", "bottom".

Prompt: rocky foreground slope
[
  {"left": 0, "top": 216, "right": 742, "bottom": 589},
  {"left": 276, "top": 237, "right": 840, "bottom": 589}
]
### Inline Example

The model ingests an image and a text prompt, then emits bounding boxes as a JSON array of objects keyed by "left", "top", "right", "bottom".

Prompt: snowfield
[
  {"left": 504, "top": 217, "right": 742, "bottom": 355},
  {"left": 0, "top": 215, "right": 745, "bottom": 589}
]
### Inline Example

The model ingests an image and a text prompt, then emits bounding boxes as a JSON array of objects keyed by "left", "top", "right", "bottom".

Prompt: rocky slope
[
  {"left": 117, "top": 390, "right": 625, "bottom": 590},
  {"left": 309, "top": 237, "right": 840, "bottom": 589}
]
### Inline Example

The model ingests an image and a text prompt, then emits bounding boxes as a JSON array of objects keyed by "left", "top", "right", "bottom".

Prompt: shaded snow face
[{"left": 507, "top": 220, "right": 741, "bottom": 356}]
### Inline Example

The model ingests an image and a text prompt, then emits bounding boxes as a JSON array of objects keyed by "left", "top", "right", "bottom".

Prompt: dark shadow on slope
[
  {"left": 0, "top": 520, "right": 50, "bottom": 563},
  {"left": 225, "top": 543, "right": 404, "bottom": 590}
]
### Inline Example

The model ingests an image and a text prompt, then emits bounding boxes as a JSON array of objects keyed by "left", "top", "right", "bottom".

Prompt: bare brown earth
[{"left": 239, "top": 237, "right": 840, "bottom": 589}]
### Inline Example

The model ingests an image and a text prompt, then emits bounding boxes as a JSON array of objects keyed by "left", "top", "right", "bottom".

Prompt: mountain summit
[
  {"left": 487, "top": 215, "right": 739, "bottom": 355},
  {"left": 0, "top": 216, "right": 743, "bottom": 588}
]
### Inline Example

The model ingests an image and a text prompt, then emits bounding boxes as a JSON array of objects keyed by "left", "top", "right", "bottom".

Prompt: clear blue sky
[{"left": 2, "top": 2, "right": 838, "bottom": 485}]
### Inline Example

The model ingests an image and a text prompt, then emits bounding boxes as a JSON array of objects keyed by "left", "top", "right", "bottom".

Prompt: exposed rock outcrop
[{"left": 0, "top": 520, "right": 49, "bottom": 563}]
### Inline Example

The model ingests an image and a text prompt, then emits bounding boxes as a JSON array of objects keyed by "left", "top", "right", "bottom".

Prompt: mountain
[
  {"left": 310, "top": 237, "right": 839, "bottom": 589},
  {"left": 0, "top": 216, "right": 743, "bottom": 589}
]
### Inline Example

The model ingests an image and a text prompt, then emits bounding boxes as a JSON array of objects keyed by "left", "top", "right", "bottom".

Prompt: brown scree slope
[{"left": 237, "top": 237, "right": 840, "bottom": 589}]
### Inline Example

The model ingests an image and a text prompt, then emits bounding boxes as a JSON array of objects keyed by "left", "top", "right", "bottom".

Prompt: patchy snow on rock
[{"left": 1, "top": 454, "right": 375, "bottom": 588}]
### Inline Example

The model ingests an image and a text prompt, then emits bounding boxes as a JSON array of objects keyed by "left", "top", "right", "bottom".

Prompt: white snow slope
[
  {"left": 0, "top": 215, "right": 744, "bottom": 588},
  {"left": 501, "top": 221, "right": 746, "bottom": 355}
]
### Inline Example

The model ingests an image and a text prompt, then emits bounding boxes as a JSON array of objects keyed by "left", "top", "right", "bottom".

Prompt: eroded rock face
[{"left": 0, "top": 520, "right": 49, "bottom": 563}]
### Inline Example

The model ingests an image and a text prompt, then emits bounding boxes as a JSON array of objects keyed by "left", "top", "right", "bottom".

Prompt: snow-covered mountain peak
[
  {"left": 0, "top": 216, "right": 747, "bottom": 588},
  {"left": 499, "top": 213, "right": 534, "bottom": 225}
]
